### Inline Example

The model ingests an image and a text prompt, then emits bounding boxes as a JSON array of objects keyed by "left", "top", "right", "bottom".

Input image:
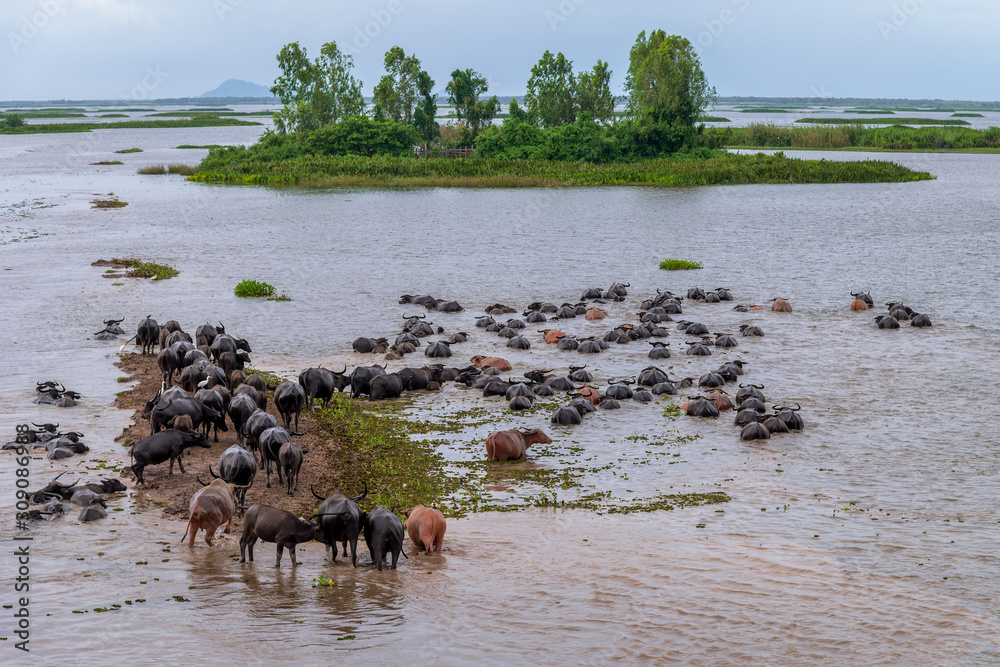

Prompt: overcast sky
[{"left": 2, "top": 0, "right": 998, "bottom": 101}]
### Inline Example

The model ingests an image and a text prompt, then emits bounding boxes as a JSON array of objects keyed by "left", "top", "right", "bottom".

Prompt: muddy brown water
[{"left": 1, "top": 124, "right": 999, "bottom": 664}]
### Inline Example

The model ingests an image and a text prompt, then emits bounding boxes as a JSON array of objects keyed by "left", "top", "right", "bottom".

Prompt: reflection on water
[{"left": 1, "top": 126, "right": 998, "bottom": 663}]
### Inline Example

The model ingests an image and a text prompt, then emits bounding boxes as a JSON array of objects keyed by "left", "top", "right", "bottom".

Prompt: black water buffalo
[
  {"left": 363, "top": 506, "right": 406, "bottom": 571},
  {"left": 685, "top": 396, "right": 719, "bottom": 418},
  {"left": 149, "top": 396, "right": 227, "bottom": 437},
  {"left": 911, "top": 313, "right": 932, "bottom": 327},
  {"left": 353, "top": 337, "right": 389, "bottom": 354},
  {"left": 156, "top": 348, "right": 180, "bottom": 386},
  {"left": 369, "top": 373, "right": 404, "bottom": 401},
  {"left": 194, "top": 388, "right": 226, "bottom": 441},
  {"left": 398, "top": 366, "right": 441, "bottom": 391},
  {"left": 740, "top": 325, "right": 765, "bottom": 337},
  {"left": 740, "top": 422, "right": 771, "bottom": 441},
  {"left": 274, "top": 381, "right": 305, "bottom": 434},
  {"left": 424, "top": 341, "right": 452, "bottom": 358},
  {"left": 638, "top": 366, "right": 669, "bottom": 386},
  {"left": 551, "top": 405, "right": 583, "bottom": 425},
  {"left": 136, "top": 316, "right": 159, "bottom": 355},
  {"left": 604, "top": 381, "right": 633, "bottom": 400},
  {"left": 349, "top": 365, "right": 386, "bottom": 398},
  {"left": 312, "top": 484, "right": 367, "bottom": 567},
  {"left": 244, "top": 409, "right": 278, "bottom": 454},
  {"left": 298, "top": 367, "right": 342, "bottom": 410},
  {"left": 211, "top": 444, "right": 256, "bottom": 509},
  {"left": 129, "top": 429, "right": 211, "bottom": 484},
  {"left": 227, "top": 393, "right": 258, "bottom": 447},
  {"left": 278, "top": 441, "right": 305, "bottom": 496},
  {"left": 648, "top": 342, "right": 671, "bottom": 359},
  {"left": 196, "top": 322, "right": 224, "bottom": 346},
  {"left": 239, "top": 504, "right": 322, "bottom": 568},
  {"left": 774, "top": 403, "right": 804, "bottom": 430},
  {"left": 259, "top": 426, "right": 292, "bottom": 488},
  {"left": 715, "top": 333, "right": 739, "bottom": 349}
]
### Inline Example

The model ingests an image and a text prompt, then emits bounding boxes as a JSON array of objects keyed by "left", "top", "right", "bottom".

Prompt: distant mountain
[{"left": 199, "top": 79, "right": 274, "bottom": 99}]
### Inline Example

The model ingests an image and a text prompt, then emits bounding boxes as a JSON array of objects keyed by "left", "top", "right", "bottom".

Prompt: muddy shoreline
[{"left": 113, "top": 353, "right": 341, "bottom": 520}]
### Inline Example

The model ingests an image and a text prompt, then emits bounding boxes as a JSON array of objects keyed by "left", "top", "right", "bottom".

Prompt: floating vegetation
[
  {"left": 176, "top": 144, "right": 222, "bottom": 149},
  {"left": 115, "top": 147, "right": 143, "bottom": 153},
  {"left": 698, "top": 115, "right": 731, "bottom": 123},
  {"left": 137, "top": 165, "right": 165, "bottom": 175},
  {"left": 91, "top": 160, "right": 123, "bottom": 165},
  {"left": 659, "top": 259, "right": 703, "bottom": 271},
  {"left": 234, "top": 279, "right": 276, "bottom": 298},
  {"left": 106, "top": 257, "right": 179, "bottom": 280},
  {"left": 91, "top": 197, "right": 128, "bottom": 209},
  {"left": 952, "top": 112, "right": 984, "bottom": 118}
]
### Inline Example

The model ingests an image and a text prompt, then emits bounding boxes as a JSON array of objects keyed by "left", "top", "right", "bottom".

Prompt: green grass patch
[
  {"left": 137, "top": 164, "right": 197, "bottom": 175},
  {"left": 698, "top": 116, "right": 731, "bottom": 122},
  {"left": 312, "top": 394, "right": 729, "bottom": 517},
  {"left": 844, "top": 109, "right": 895, "bottom": 114},
  {"left": 110, "top": 257, "right": 179, "bottom": 280},
  {"left": 97, "top": 114, "right": 128, "bottom": 118},
  {"left": 244, "top": 367, "right": 283, "bottom": 386},
  {"left": 952, "top": 112, "right": 984, "bottom": 118},
  {"left": 91, "top": 198, "right": 128, "bottom": 209},
  {"left": 116, "top": 147, "right": 143, "bottom": 153},
  {"left": 267, "top": 293, "right": 292, "bottom": 302},
  {"left": 796, "top": 117, "right": 970, "bottom": 126},
  {"left": 0, "top": 118, "right": 261, "bottom": 135},
  {"left": 234, "top": 279, "right": 276, "bottom": 298},
  {"left": 190, "top": 151, "right": 932, "bottom": 188},
  {"left": 91, "top": 161, "right": 123, "bottom": 165},
  {"left": 1, "top": 111, "right": 85, "bottom": 118},
  {"left": 659, "top": 259, "right": 703, "bottom": 271},
  {"left": 176, "top": 144, "right": 222, "bottom": 149},
  {"left": 740, "top": 108, "right": 790, "bottom": 113}
]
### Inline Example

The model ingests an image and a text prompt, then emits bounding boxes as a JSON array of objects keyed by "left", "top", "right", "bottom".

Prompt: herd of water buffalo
[{"left": 14, "top": 282, "right": 930, "bottom": 567}]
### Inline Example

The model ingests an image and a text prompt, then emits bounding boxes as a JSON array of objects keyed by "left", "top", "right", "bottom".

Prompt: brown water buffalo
[
  {"left": 182, "top": 478, "right": 238, "bottom": 547},
  {"left": 584, "top": 307, "right": 607, "bottom": 321},
  {"left": 484, "top": 428, "right": 552, "bottom": 461},
  {"left": 239, "top": 504, "right": 322, "bottom": 568},
  {"left": 540, "top": 329, "right": 566, "bottom": 344},
  {"left": 771, "top": 297, "right": 792, "bottom": 312},
  {"left": 470, "top": 355, "right": 512, "bottom": 372},
  {"left": 572, "top": 386, "right": 601, "bottom": 405},
  {"left": 403, "top": 505, "right": 446, "bottom": 554}
]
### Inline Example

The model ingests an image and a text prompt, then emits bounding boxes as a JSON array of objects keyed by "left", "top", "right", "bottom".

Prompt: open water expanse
[{"left": 0, "top": 124, "right": 999, "bottom": 665}]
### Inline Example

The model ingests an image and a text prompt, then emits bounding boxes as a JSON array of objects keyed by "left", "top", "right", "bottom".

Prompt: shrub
[
  {"left": 659, "top": 259, "right": 703, "bottom": 271},
  {"left": 234, "top": 280, "right": 276, "bottom": 298},
  {"left": 1, "top": 113, "right": 25, "bottom": 128}
]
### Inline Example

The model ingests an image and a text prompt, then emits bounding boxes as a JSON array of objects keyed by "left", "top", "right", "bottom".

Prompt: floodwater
[{"left": 1, "top": 124, "right": 999, "bottom": 665}]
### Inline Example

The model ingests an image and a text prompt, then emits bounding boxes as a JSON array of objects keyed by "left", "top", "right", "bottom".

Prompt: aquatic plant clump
[
  {"left": 659, "top": 259, "right": 703, "bottom": 271},
  {"left": 234, "top": 279, "right": 277, "bottom": 298},
  {"left": 109, "top": 257, "right": 179, "bottom": 280}
]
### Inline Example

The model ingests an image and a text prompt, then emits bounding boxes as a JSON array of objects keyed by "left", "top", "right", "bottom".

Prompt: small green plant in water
[
  {"left": 659, "top": 259, "right": 703, "bottom": 271},
  {"left": 110, "top": 257, "right": 179, "bottom": 280},
  {"left": 663, "top": 402, "right": 683, "bottom": 419},
  {"left": 115, "top": 147, "right": 143, "bottom": 153},
  {"left": 234, "top": 280, "right": 276, "bottom": 298}
]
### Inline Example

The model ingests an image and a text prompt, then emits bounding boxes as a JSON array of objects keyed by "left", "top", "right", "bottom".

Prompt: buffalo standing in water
[
  {"left": 770, "top": 297, "right": 792, "bottom": 312},
  {"left": 364, "top": 507, "right": 407, "bottom": 571}
]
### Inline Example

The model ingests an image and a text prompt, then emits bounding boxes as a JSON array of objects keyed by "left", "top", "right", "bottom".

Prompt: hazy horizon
[{"left": 3, "top": 0, "right": 998, "bottom": 102}]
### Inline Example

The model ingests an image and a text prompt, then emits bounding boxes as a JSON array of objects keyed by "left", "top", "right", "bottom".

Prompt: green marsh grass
[
  {"left": 110, "top": 257, "right": 179, "bottom": 280},
  {"left": 710, "top": 122, "right": 1000, "bottom": 151},
  {"left": 0, "top": 118, "right": 261, "bottom": 135},
  {"left": 659, "top": 259, "right": 703, "bottom": 271},
  {"left": 191, "top": 152, "right": 932, "bottom": 188},
  {"left": 91, "top": 160, "right": 123, "bottom": 165},
  {"left": 234, "top": 280, "right": 276, "bottom": 298},
  {"left": 116, "top": 147, "right": 143, "bottom": 153}
]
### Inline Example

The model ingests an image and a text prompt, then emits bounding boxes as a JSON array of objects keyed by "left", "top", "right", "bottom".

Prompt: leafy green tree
[
  {"left": 445, "top": 68, "right": 500, "bottom": 144},
  {"left": 575, "top": 60, "right": 616, "bottom": 125},
  {"left": 372, "top": 46, "right": 439, "bottom": 142},
  {"left": 525, "top": 50, "right": 577, "bottom": 128},
  {"left": 625, "top": 31, "right": 716, "bottom": 127},
  {"left": 271, "top": 41, "right": 365, "bottom": 135},
  {"left": 506, "top": 97, "right": 527, "bottom": 122}
]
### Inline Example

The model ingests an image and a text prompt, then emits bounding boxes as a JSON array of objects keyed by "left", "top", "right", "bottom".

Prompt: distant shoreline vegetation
[
  {"left": 0, "top": 117, "right": 261, "bottom": 134},
  {"left": 796, "top": 117, "right": 971, "bottom": 126},
  {"left": 708, "top": 123, "right": 1000, "bottom": 151}
]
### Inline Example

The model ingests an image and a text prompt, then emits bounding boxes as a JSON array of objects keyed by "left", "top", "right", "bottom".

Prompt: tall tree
[
  {"left": 524, "top": 50, "right": 577, "bottom": 128},
  {"left": 372, "top": 46, "right": 438, "bottom": 142},
  {"left": 624, "top": 31, "right": 715, "bottom": 127},
  {"left": 575, "top": 60, "right": 616, "bottom": 125},
  {"left": 445, "top": 68, "right": 500, "bottom": 143},
  {"left": 270, "top": 41, "right": 365, "bottom": 135}
]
